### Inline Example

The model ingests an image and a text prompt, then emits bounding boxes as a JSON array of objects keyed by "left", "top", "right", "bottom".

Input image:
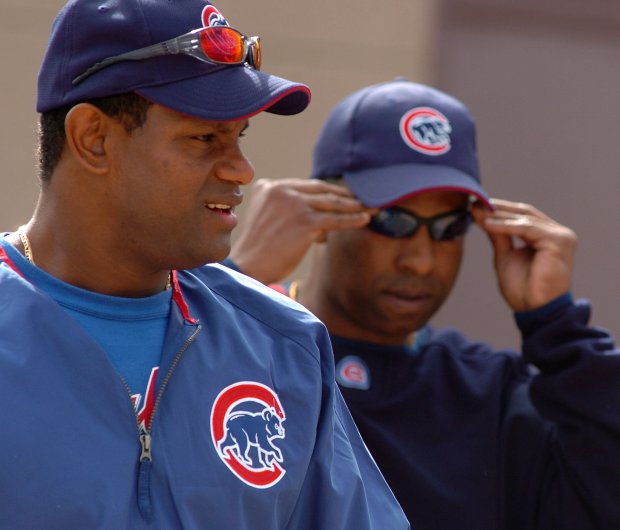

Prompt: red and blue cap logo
[
  {"left": 201, "top": 4, "right": 229, "bottom": 27},
  {"left": 399, "top": 106, "right": 453, "bottom": 156},
  {"left": 211, "top": 382, "right": 286, "bottom": 488},
  {"left": 336, "top": 356, "right": 370, "bottom": 390}
]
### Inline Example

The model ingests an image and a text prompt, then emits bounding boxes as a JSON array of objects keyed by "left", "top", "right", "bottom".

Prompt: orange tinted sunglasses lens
[
  {"left": 249, "top": 37, "right": 261, "bottom": 70},
  {"left": 199, "top": 26, "right": 245, "bottom": 63}
]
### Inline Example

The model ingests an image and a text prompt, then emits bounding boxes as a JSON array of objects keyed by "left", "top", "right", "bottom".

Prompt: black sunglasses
[{"left": 368, "top": 206, "right": 472, "bottom": 241}]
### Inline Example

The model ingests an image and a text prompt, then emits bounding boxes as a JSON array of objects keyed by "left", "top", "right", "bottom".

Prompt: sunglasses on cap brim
[
  {"left": 368, "top": 206, "right": 473, "bottom": 241},
  {"left": 73, "top": 26, "right": 261, "bottom": 85}
]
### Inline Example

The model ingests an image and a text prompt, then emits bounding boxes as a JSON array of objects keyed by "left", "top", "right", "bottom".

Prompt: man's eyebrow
[{"left": 213, "top": 120, "right": 250, "bottom": 134}]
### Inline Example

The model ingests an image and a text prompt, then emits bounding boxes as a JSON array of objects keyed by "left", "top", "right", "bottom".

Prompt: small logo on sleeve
[
  {"left": 211, "top": 382, "right": 286, "bottom": 488},
  {"left": 336, "top": 356, "right": 370, "bottom": 390},
  {"left": 400, "top": 107, "right": 452, "bottom": 156}
]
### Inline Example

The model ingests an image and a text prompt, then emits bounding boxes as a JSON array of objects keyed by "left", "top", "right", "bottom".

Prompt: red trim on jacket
[
  {"left": 171, "top": 270, "right": 198, "bottom": 324},
  {"left": 0, "top": 248, "right": 24, "bottom": 277},
  {"left": 268, "top": 283, "right": 288, "bottom": 297}
]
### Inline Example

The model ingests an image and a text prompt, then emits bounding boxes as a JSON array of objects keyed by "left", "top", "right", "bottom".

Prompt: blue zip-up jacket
[{"left": 0, "top": 246, "right": 409, "bottom": 530}]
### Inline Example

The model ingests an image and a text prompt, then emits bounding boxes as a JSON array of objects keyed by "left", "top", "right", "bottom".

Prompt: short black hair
[{"left": 37, "top": 92, "right": 153, "bottom": 183}]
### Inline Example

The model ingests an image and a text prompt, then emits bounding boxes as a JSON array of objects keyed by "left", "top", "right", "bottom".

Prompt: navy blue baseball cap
[
  {"left": 37, "top": 0, "right": 311, "bottom": 120},
  {"left": 311, "top": 78, "right": 492, "bottom": 209}
]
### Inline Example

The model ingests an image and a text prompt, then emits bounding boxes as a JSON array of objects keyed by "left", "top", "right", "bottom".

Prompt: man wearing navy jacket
[
  {"left": 226, "top": 79, "right": 620, "bottom": 529},
  {"left": 0, "top": 2, "right": 409, "bottom": 529}
]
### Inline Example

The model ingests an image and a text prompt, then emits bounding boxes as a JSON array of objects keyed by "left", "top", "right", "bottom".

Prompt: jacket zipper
[{"left": 127, "top": 325, "right": 202, "bottom": 523}]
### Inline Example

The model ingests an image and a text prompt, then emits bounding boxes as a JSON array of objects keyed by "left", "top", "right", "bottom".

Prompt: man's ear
[{"left": 64, "top": 103, "right": 116, "bottom": 175}]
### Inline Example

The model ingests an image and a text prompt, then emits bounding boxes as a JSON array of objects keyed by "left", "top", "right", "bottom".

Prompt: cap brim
[
  {"left": 136, "top": 65, "right": 311, "bottom": 121},
  {"left": 343, "top": 164, "right": 493, "bottom": 210}
]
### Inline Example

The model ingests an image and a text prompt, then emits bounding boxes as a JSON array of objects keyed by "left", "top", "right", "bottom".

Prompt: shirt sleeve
[{"left": 513, "top": 298, "right": 620, "bottom": 529}]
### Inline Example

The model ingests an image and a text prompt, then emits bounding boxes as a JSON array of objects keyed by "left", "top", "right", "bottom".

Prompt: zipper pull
[
  {"left": 139, "top": 433, "right": 152, "bottom": 462},
  {"left": 138, "top": 433, "right": 154, "bottom": 522}
]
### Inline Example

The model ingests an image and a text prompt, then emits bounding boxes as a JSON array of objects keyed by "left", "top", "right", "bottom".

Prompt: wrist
[{"left": 514, "top": 292, "right": 573, "bottom": 330}]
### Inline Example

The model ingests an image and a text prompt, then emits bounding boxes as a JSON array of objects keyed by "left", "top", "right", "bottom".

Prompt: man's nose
[
  {"left": 394, "top": 226, "right": 435, "bottom": 277},
  {"left": 216, "top": 146, "right": 255, "bottom": 185}
]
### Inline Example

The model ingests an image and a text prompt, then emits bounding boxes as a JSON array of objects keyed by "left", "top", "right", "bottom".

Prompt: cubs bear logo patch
[
  {"left": 399, "top": 106, "right": 453, "bottom": 156},
  {"left": 211, "top": 382, "right": 286, "bottom": 488}
]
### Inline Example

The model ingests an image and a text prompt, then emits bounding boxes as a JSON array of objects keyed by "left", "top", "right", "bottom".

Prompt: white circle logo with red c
[
  {"left": 336, "top": 356, "right": 370, "bottom": 390},
  {"left": 400, "top": 106, "right": 453, "bottom": 156},
  {"left": 211, "top": 382, "right": 286, "bottom": 488},
  {"left": 202, "top": 4, "right": 229, "bottom": 27}
]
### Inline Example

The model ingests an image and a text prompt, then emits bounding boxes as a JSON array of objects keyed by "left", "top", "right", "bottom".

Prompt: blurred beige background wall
[{"left": 2, "top": 0, "right": 619, "bottom": 349}]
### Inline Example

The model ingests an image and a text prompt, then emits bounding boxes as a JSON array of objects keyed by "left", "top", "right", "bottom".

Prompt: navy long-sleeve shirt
[{"left": 330, "top": 298, "right": 620, "bottom": 529}]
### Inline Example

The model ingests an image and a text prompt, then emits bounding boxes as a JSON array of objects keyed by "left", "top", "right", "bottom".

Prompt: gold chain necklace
[
  {"left": 289, "top": 280, "right": 300, "bottom": 301},
  {"left": 18, "top": 232, "right": 35, "bottom": 265},
  {"left": 17, "top": 231, "right": 171, "bottom": 291}
]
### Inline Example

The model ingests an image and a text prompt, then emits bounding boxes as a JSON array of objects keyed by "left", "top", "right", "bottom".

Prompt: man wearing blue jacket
[
  {"left": 226, "top": 79, "right": 620, "bottom": 529},
  {"left": 0, "top": 2, "right": 409, "bottom": 529}
]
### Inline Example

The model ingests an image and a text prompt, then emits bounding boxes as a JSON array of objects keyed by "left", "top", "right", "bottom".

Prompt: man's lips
[
  {"left": 204, "top": 188, "right": 243, "bottom": 212},
  {"left": 384, "top": 286, "right": 433, "bottom": 299},
  {"left": 204, "top": 192, "right": 242, "bottom": 214},
  {"left": 204, "top": 198, "right": 241, "bottom": 231},
  {"left": 206, "top": 203, "right": 234, "bottom": 213},
  {"left": 381, "top": 288, "right": 433, "bottom": 312}
]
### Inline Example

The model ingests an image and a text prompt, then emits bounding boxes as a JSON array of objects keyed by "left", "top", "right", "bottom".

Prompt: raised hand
[
  {"left": 229, "top": 178, "right": 374, "bottom": 284},
  {"left": 472, "top": 198, "right": 577, "bottom": 312}
]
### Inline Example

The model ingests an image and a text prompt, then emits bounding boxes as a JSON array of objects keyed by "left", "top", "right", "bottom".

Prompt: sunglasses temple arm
[{"left": 71, "top": 36, "right": 189, "bottom": 85}]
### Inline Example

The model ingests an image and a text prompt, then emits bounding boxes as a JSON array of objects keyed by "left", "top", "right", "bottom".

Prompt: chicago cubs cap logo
[
  {"left": 400, "top": 107, "right": 453, "bottom": 156},
  {"left": 336, "top": 356, "right": 370, "bottom": 390},
  {"left": 211, "top": 382, "right": 286, "bottom": 488},
  {"left": 202, "top": 4, "right": 230, "bottom": 27}
]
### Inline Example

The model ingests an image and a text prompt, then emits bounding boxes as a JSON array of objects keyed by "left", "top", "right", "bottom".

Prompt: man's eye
[{"left": 195, "top": 134, "right": 215, "bottom": 143}]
